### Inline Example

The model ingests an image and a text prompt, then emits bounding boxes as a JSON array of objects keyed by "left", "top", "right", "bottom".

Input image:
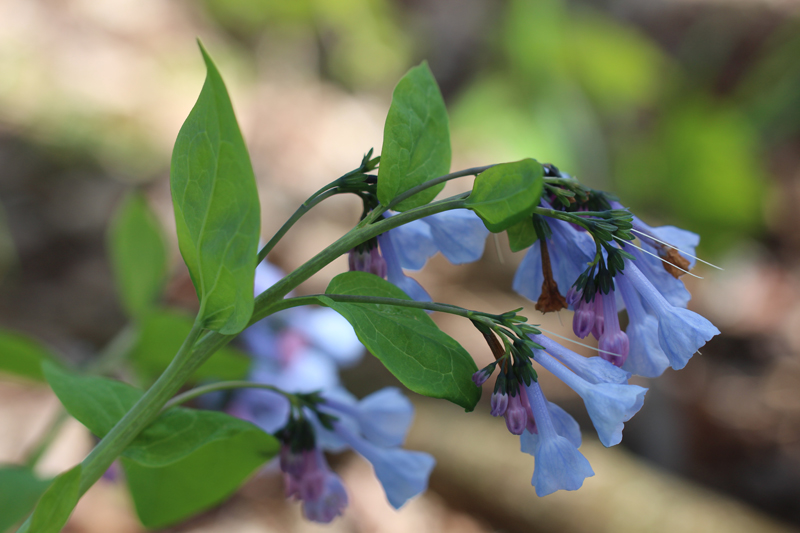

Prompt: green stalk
[
  {"left": 257, "top": 186, "right": 340, "bottom": 264},
  {"left": 63, "top": 193, "right": 469, "bottom": 509},
  {"left": 162, "top": 381, "right": 292, "bottom": 411},
  {"left": 76, "top": 319, "right": 204, "bottom": 494},
  {"left": 383, "top": 165, "right": 492, "bottom": 213}
]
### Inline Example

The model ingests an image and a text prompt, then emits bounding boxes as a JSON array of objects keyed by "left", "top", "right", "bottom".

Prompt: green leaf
[
  {"left": 170, "top": 42, "right": 261, "bottom": 334},
  {"left": 42, "top": 363, "right": 278, "bottom": 529},
  {"left": 43, "top": 362, "right": 141, "bottom": 438},
  {"left": 121, "top": 422, "right": 276, "bottom": 528},
  {"left": 506, "top": 217, "right": 538, "bottom": 253},
  {"left": 130, "top": 309, "right": 249, "bottom": 385},
  {"left": 108, "top": 192, "right": 168, "bottom": 319},
  {"left": 377, "top": 62, "right": 451, "bottom": 211},
  {"left": 465, "top": 159, "right": 544, "bottom": 232},
  {"left": 0, "top": 466, "right": 51, "bottom": 532},
  {"left": 18, "top": 464, "right": 81, "bottom": 533},
  {"left": 0, "top": 330, "right": 55, "bottom": 382},
  {"left": 324, "top": 272, "right": 480, "bottom": 411}
]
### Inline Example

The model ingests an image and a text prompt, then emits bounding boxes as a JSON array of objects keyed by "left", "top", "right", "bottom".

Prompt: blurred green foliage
[
  {"left": 202, "top": 0, "right": 412, "bottom": 88},
  {"left": 447, "top": 0, "right": 771, "bottom": 253}
]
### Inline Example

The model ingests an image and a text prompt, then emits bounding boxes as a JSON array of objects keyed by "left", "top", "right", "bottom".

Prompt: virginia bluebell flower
[
  {"left": 351, "top": 209, "right": 489, "bottom": 301},
  {"left": 312, "top": 388, "right": 436, "bottom": 510},
  {"left": 622, "top": 260, "right": 720, "bottom": 370},
  {"left": 521, "top": 381, "right": 594, "bottom": 496},
  {"left": 281, "top": 445, "right": 348, "bottom": 523},
  {"left": 616, "top": 274, "right": 670, "bottom": 377},
  {"left": 530, "top": 334, "right": 630, "bottom": 385},
  {"left": 533, "top": 348, "right": 647, "bottom": 447}
]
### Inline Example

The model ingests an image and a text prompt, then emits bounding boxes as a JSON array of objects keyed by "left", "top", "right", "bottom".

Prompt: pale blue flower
[
  {"left": 334, "top": 421, "right": 435, "bottom": 509},
  {"left": 533, "top": 349, "right": 647, "bottom": 447},
  {"left": 390, "top": 209, "right": 489, "bottom": 270},
  {"left": 377, "top": 232, "right": 432, "bottom": 302},
  {"left": 522, "top": 381, "right": 594, "bottom": 496},
  {"left": 322, "top": 388, "right": 413, "bottom": 448},
  {"left": 530, "top": 334, "right": 630, "bottom": 385},
  {"left": 520, "top": 400, "right": 582, "bottom": 451},
  {"left": 617, "top": 274, "right": 670, "bottom": 377},
  {"left": 622, "top": 260, "right": 719, "bottom": 370}
]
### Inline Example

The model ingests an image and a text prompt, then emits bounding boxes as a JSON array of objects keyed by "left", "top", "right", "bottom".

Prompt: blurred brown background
[{"left": 1, "top": 0, "right": 800, "bottom": 531}]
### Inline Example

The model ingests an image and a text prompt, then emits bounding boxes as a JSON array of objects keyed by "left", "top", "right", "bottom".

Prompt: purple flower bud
[
  {"left": 472, "top": 369, "right": 488, "bottom": 387},
  {"left": 599, "top": 332, "right": 630, "bottom": 367},
  {"left": 504, "top": 393, "right": 528, "bottom": 435},
  {"left": 472, "top": 364, "right": 495, "bottom": 387},
  {"left": 490, "top": 390, "right": 508, "bottom": 417},
  {"left": 348, "top": 246, "right": 387, "bottom": 278},
  {"left": 592, "top": 293, "right": 605, "bottom": 340},
  {"left": 572, "top": 298, "right": 595, "bottom": 339},
  {"left": 598, "top": 288, "right": 630, "bottom": 367},
  {"left": 566, "top": 286, "right": 582, "bottom": 309}
]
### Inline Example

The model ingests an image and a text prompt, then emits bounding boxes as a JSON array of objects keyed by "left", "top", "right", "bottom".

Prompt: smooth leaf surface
[
  {"left": 43, "top": 363, "right": 278, "bottom": 528},
  {"left": 171, "top": 42, "right": 260, "bottom": 334},
  {"left": 0, "top": 466, "right": 51, "bottom": 532},
  {"left": 324, "top": 272, "right": 480, "bottom": 410},
  {"left": 17, "top": 464, "right": 80, "bottom": 533},
  {"left": 121, "top": 426, "right": 276, "bottom": 528},
  {"left": 0, "top": 330, "right": 54, "bottom": 382},
  {"left": 130, "top": 309, "right": 249, "bottom": 386},
  {"left": 465, "top": 158, "right": 544, "bottom": 232},
  {"left": 108, "top": 192, "right": 168, "bottom": 319},
  {"left": 377, "top": 62, "right": 451, "bottom": 211},
  {"left": 506, "top": 217, "right": 538, "bottom": 252}
]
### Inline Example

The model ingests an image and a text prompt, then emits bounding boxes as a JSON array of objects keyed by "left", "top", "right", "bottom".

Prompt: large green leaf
[
  {"left": 42, "top": 363, "right": 278, "bottom": 529},
  {"left": 0, "top": 466, "right": 51, "bottom": 532},
  {"left": 170, "top": 42, "right": 260, "bottom": 334},
  {"left": 121, "top": 427, "right": 274, "bottom": 528},
  {"left": 465, "top": 159, "right": 544, "bottom": 232},
  {"left": 377, "top": 62, "right": 451, "bottom": 211},
  {"left": 323, "top": 272, "right": 480, "bottom": 411},
  {"left": 0, "top": 330, "right": 55, "bottom": 382},
  {"left": 130, "top": 309, "right": 249, "bottom": 385},
  {"left": 108, "top": 192, "right": 168, "bottom": 319},
  {"left": 16, "top": 465, "right": 80, "bottom": 533},
  {"left": 506, "top": 217, "right": 538, "bottom": 253}
]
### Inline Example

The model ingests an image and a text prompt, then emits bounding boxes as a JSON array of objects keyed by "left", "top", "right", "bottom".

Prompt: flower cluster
[
  {"left": 229, "top": 262, "right": 435, "bottom": 522},
  {"left": 467, "top": 165, "right": 719, "bottom": 495}
]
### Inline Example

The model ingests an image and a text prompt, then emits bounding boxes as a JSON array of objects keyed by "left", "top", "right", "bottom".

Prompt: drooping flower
[
  {"left": 281, "top": 445, "right": 348, "bottom": 523},
  {"left": 621, "top": 259, "right": 719, "bottom": 370},
  {"left": 530, "top": 334, "right": 630, "bottom": 385},
  {"left": 597, "top": 288, "right": 630, "bottom": 367},
  {"left": 616, "top": 274, "right": 670, "bottom": 377},
  {"left": 350, "top": 209, "right": 490, "bottom": 301},
  {"left": 533, "top": 348, "right": 647, "bottom": 447},
  {"left": 312, "top": 389, "right": 436, "bottom": 510},
  {"left": 389, "top": 209, "right": 490, "bottom": 269},
  {"left": 521, "top": 381, "right": 594, "bottom": 496}
]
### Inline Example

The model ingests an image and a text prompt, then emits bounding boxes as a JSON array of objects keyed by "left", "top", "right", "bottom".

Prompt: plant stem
[
  {"left": 162, "top": 381, "right": 291, "bottom": 411},
  {"left": 271, "top": 293, "right": 486, "bottom": 320},
  {"left": 384, "top": 165, "right": 493, "bottom": 212},
  {"left": 76, "top": 319, "right": 204, "bottom": 494},
  {"left": 66, "top": 193, "right": 469, "bottom": 509},
  {"left": 257, "top": 187, "right": 341, "bottom": 263}
]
